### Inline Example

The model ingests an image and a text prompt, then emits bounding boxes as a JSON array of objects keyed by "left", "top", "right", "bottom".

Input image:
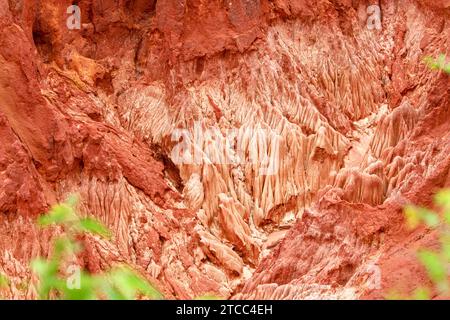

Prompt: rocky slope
[{"left": 0, "top": 0, "right": 449, "bottom": 299}]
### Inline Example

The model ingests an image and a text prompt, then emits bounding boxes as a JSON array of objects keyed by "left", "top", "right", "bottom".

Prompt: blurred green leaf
[
  {"left": 420, "top": 209, "right": 440, "bottom": 228},
  {"left": 31, "top": 258, "right": 63, "bottom": 299},
  {"left": 53, "top": 237, "right": 76, "bottom": 257},
  {"left": 436, "top": 190, "right": 450, "bottom": 226},
  {"left": 413, "top": 287, "right": 431, "bottom": 300},
  {"left": 0, "top": 273, "right": 9, "bottom": 289},
  {"left": 66, "top": 194, "right": 79, "bottom": 208},
  {"left": 38, "top": 204, "right": 76, "bottom": 227},
  {"left": 32, "top": 194, "right": 164, "bottom": 300},
  {"left": 385, "top": 290, "right": 406, "bottom": 300},
  {"left": 397, "top": 190, "right": 450, "bottom": 299},
  {"left": 63, "top": 272, "right": 98, "bottom": 300},
  {"left": 404, "top": 205, "right": 439, "bottom": 229},
  {"left": 444, "top": 64, "right": 450, "bottom": 74},
  {"left": 101, "top": 281, "right": 127, "bottom": 300},
  {"left": 437, "top": 54, "right": 446, "bottom": 67},
  {"left": 442, "top": 235, "right": 450, "bottom": 261},
  {"left": 424, "top": 55, "right": 450, "bottom": 75},
  {"left": 78, "top": 218, "right": 111, "bottom": 238},
  {"left": 435, "top": 189, "right": 450, "bottom": 208},
  {"left": 110, "top": 267, "right": 163, "bottom": 300},
  {"left": 31, "top": 258, "right": 59, "bottom": 279},
  {"left": 405, "top": 205, "right": 420, "bottom": 229},
  {"left": 417, "top": 250, "right": 447, "bottom": 289}
]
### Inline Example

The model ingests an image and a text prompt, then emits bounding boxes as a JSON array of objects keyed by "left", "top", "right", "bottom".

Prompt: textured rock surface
[{"left": 0, "top": 0, "right": 449, "bottom": 299}]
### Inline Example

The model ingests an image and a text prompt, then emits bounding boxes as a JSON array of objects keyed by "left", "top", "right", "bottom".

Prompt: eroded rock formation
[{"left": 0, "top": 0, "right": 449, "bottom": 299}]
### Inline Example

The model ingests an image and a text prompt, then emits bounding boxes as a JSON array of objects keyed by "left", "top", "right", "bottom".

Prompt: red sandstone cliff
[{"left": 0, "top": 0, "right": 449, "bottom": 299}]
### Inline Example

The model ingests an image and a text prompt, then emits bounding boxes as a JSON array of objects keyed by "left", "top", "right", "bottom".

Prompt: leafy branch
[
  {"left": 397, "top": 189, "right": 450, "bottom": 299},
  {"left": 424, "top": 54, "right": 450, "bottom": 74},
  {"left": 31, "top": 195, "right": 163, "bottom": 300}
]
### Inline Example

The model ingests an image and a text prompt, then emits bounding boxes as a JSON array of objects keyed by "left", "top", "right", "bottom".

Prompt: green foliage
[
  {"left": 31, "top": 195, "right": 163, "bottom": 300},
  {"left": 402, "top": 189, "right": 450, "bottom": 298},
  {"left": 0, "top": 273, "right": 8, "bottom": 289},
  {"left": 412, "top": 287, "right": 431, "bottom": 300},
  {"left": 0, "top": 273, "right": 8, "bottom": 300},
  {"left": 424, "top": 54, "right": 450, "bottom": 74},
  {"left": 405, "top": 205, "right": 440, "bottom": 229},
  {"left": 417, "top": 250, "right": 448, "bottom": 293}
]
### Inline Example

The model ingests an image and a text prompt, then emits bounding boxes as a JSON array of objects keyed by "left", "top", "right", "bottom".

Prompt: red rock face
[{"left": 0, "top": 0, "right": 449, "bottom": 299}]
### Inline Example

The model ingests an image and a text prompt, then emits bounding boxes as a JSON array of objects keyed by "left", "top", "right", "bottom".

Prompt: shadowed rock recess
[{"left": 0, "top": 0, "right": 449, "bottom": 299}]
